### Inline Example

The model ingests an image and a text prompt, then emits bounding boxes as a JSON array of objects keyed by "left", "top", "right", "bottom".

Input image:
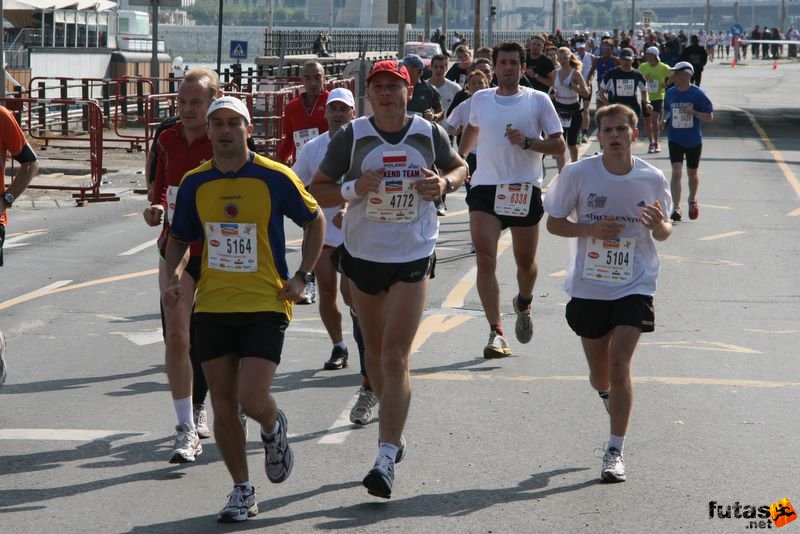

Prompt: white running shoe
[
  {"left": 193, "top": 405, "right": 211, "bottom": 439},
  {"left": 217, "top": 485, "right": 257, "bottom": 522},
  {"left": 601, "top": 447, "right": 626, "bottom": 482},
  {"left": 512, "top": 296, "right": 533, "bottom": 344},
  {"left": 296, "top": 280, "right": 317, "bottom": 305},
  {"left": 483, "top": 331, "right": 512, "bottom": 359},
  {"left": 262, "top": 409, "right": 293, "bottom": 483},
  {"left": 239, "top": 406, "right": 248, "bottom": 441},
  {"left": 0, "top": 331, "right": 7, "bottom": 387},
  {"left": 169, "top": 423, "right": 202, "bottom": 463},
  {"left": 349, "top": 386, "right": 378, "bottom": 425},
  {"left": 363, "top": 454, "right": 395, "bottom": 499}
]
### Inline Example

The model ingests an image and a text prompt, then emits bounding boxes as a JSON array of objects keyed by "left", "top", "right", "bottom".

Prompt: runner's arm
[
  {"left": 278, "top": 211, "right": 325, "bottom": 302},
  {"left": 163, "top": 236, "right": 191, "bottom": 308},
  {"left": 546, "top": 216, "right": 623, "bottom": 239},
  {"left": 6, "top": 145, "right": 38, "bottom": 203},
  {"left": 458, "top": 123, "right": 479, "bottom": 157}
]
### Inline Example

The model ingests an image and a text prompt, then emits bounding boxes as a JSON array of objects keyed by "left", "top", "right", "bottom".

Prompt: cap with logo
[
  {"left": 367, "top": 60, "right": 412, "bottom": 85},
  {"left": 206, "top": 96, "right": 251, "bottom": 123},
  {"left": 670, "top": 61, "right": 695, "bottom": 74},
  {"left": 620, "top": 48, "right": 635, "bottom": 59},
  {"left": 326, "top": 87, "right": 355, "bottom": 108}
]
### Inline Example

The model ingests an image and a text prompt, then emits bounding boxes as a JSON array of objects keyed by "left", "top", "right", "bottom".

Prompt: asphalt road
[{"left": 1, "top": 58, "right": 798, "bottom": 533}]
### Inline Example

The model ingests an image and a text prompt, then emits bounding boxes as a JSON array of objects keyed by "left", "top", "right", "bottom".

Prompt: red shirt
[
  {"left": 152, "top": 122, "right": 212, "bottom": 255},
  {"left": 276, "top": 90, "right": 330, "bottom": 164},
  {"left": 0, "top": 106, "right": 28, "bottom": 227}
]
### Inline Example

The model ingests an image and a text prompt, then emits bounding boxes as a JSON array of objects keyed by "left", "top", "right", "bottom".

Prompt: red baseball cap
[{"left": 367, "top": 60, "right": 412, "bottom": 85}]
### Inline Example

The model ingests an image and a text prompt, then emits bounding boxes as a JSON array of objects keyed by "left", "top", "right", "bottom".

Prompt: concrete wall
[{"left": 159, "top": 25, "right": 266, "bottom": 61}]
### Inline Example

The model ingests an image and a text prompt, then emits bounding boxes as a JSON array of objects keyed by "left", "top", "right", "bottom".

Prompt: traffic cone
[
  {"left": 772, "top": 60, "right": 778, "bottom": 70},
  {"left": 731, "top": 56, "right": 736, "bottom": 68}
]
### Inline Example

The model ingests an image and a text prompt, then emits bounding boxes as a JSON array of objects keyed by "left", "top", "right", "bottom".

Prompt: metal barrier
[
  {"left": 26, "top": 76, "right": 155, "bottom": 152},
  {"left": 0, "top": 97, "right": 115, "bottom": 205}
]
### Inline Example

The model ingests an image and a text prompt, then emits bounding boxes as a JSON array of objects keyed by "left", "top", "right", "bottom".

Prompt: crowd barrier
[{"left": 0, "top": 97, "right": 114, "bottom": 205}]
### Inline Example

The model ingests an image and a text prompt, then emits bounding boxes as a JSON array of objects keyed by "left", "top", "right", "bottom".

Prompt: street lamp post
[{"left": 631, "top": 0, "right": 636, "bottom": 32}]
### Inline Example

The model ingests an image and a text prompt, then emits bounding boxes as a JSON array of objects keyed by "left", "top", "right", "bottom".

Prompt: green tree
[
  {"left": 596, "top": 7, "right": 612, "bottom": 30},
  {"left": 578, "top": 5, "right": 598, "bottom": 28},
  {"left": 610, "top": 4, "right": 628, "bottom": 30}
]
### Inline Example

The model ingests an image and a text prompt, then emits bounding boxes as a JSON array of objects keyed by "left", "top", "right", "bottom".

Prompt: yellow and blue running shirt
[{"left": 171, "top": 151, "right": 319, "bottom": 317}]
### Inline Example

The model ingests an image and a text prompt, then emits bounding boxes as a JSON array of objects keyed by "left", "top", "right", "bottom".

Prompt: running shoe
[
  {"left": 654, "top": 141, "right": 662, "bottom": 153},
  {"left": 395, "top": 435, "right": 407, "bottom": 464},
  {"left": 0, "top": 331, "right": 7, "bottom": 387},
  {"left": 483, "top": 331, "right": 512, "bottom": 359},
  {"left": 239, "top": 406, "right": 248, "bottom": 441},
  {"left": 436, "top": 202, "right": 447, "bottom": 217},
  {"left": 601, "top": 447, "right": 626, "bottom": 482},
  {"left": 217, "top": 485, "right": 258, "bottom": 523},
  {"left": 363, "top": 454, "right": 395, "bottom": 499},
  {"left": 688, "top": 200, "right": 699, "bottom": 220},
  {"left": 670, "top": 208, "right": 682, "bottom": 222},
  {"left": 598, "top": 391, "right": 610, "bottom": 414},
  {"left": 324, "top": 345, "right": 349, "bottom": 370},
  {"left": 512, "top": 296, "right": 533, "bottom": 344},
  {"left": 350, "top": 386, "right": 378, "bottom": 425},
  {"left": 647, "top": 142, "right": 655, "bottom": 154},
  {"left": 169, "top": 423, "right": 202, "bottom": 463},
  {"left": 580, "top": 132, "right": 589, "bottom": 144},
  {"left": 296, "top": 280, "right": 317, "bottom": 305},
  {"left": 262, "top": 409, "right": 293, "bottom": 483},
  {"left": 193, "top": 404, "right": 211, "bottom": 439}
]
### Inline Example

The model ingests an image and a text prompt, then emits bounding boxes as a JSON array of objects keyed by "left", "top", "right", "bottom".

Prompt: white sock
[
  {"left": 334, "top": 341, "right": 347, "bottom": 350},
  {"left": 378, "top": 441, "right": 399, "bottom": 460},
  {"left": 173, "top": 396, "right": 195, "bottom": 430},
  {"left": 235, "top": 481, "right": 253, "bottom": 493},
  {"left": 262, "top": 419, "right": 280, "bottom": 438},
  {"left": 608, "top": 434, "right": 625, "bottom": 454}
]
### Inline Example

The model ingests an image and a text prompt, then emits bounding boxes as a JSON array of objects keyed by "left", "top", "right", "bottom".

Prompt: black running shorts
[
  {"left": 466, "top": 184, "right": 544, "bottom": 229},
  {"left": 191, "top": 311, "right": 289, "bottom": 364},
  {"left": 668, "top": 141, "right": 703, "bottom": 169},
  {"left": 566, "top": 294, "right": 655, "bottom": 339},
  {"left": 339, "top": 246, "right": 435, "bottom": 296}
]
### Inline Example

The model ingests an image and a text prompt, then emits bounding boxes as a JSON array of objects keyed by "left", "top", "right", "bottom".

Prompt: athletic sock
[
  {"left": 516, "top": 293, "right": 533, "bottom": 310},
  {"left": 174, "top": 396, "right": 195, "bottom": 430},
  {"left": 598, "top": 390, "right": 609, "bottom": 400},
  {"left": 491, "top": 324, "right": 504, "bottom": 336},
  {"left": 378, "top": 442, "right": 399, "bottom": 461},
  {"left": 235, "top": 481, "right": 253, "bottom": 493},
  {"left": 334, "top": 340, "right": 347, "bottom": 350},
  {"left": 608, "top": 434, "right": 625, "bottom": 455},
  {"left": 262, "top": 418, "right": 280, "bottom": 439}
]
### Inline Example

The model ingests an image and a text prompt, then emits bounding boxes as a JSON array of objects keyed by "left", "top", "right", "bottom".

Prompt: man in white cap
[
  {"left": 638, "top": 46, "right": 671, "bottom": 153},
  {"left": 165, "top": 96, "right": 326, "bottom": 522},
  {"left": 663, "top": 62, "right": 714, "bottom": 222},
  {"left": 292, "top": 88, "right": 378, "bottom": 426}
]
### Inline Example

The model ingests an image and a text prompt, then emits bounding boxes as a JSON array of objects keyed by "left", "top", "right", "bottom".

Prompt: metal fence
[{"left": 264, "top": 29, "right": 576, "bottom": 56}]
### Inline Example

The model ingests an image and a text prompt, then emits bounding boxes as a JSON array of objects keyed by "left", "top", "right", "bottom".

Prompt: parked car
[{"left": 402, "top": 41, "right": 443, "bottom": 78}]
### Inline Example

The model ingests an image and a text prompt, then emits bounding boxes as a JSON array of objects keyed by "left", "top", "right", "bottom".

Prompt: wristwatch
[
  {"left": 444, "top": 177, "right": 455, "bottom": 193},
  {"left": 523, "top": 137, "right": 533, "bottom": 150},
  {"left": 3, "top": 192, "right": 14, "bottom": 207},
  {"left": 294, "top": 270, "right": 313, "bottom": 284}
]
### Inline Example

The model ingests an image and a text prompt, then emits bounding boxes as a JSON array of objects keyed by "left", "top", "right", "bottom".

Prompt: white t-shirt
[
  {"left": 468, "top": 87, "right": 562, "bottom": 187},
  {"left": 543, "top": 154, "right": 672, "bottom": 300},
  {"left": 444, "top": 97, "right": 476, "bottom": 155},
  {"left": 431, "top": 78, "right": 462, "bottom": 119},
  {"left": 293, "top": 133, "right": 344, "bottom": 247}
]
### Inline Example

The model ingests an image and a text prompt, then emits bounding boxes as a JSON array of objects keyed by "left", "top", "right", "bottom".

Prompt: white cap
[
  {"left": 671, "top": 61, "right": 695, "bottom": 75},
  {"left": 326, "top": 87, "right": 355, "bottom": 108},
  {"left": 646, "top": 46, "right": 660, "bottom": 57},
  {"left": 206, "top": 96, "right": 251, "bottom": 124},
  {"left": 576, "top": 41, "right": 586, "bottom": 49}
]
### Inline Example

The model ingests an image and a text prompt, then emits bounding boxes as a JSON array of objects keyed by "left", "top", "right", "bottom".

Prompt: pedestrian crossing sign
[{"left": 230, "top": 40, "right": 248, "bottom": 59}]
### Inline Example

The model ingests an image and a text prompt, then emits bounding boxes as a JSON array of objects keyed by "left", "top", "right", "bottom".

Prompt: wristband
[{"left": 341, "top": 180, "right": 360, "bottom": 201}]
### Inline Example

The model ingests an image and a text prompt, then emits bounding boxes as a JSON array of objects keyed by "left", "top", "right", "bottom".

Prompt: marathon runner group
[{"left": 1, "top": 28, "right": 724, "bottom": 522}]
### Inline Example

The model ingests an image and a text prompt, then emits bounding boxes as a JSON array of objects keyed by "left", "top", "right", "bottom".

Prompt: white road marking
[
  {"left": 110, "top": 328, "right": 163, "bottom": 346},
  {"left": 4, "top": 230, "right": 48, "bottom": 249},
  {"left": 119, "top": 238, "right": 157, "bottom": 256},
  {"left": 0, "top": 429, "right": 147, "bottom": 441},
  {"left": 317, "top": 406, "right": 354, "bottom": 445}
]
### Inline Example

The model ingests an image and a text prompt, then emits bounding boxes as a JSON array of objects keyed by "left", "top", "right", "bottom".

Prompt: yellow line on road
[
  {"left": 0, "top": 269, "right": 158, "bottom": 311},
  {"left": 727, "top": 105, "right": 800, "bottom": 210},
  {"left": 6, "top": 228, "right": 47, "bottom": 238},
  {"left": 698, "top": 230, "right": 746, "bottom": 241},
  {"left": 412, "top": 371, "right": 799, "bottom": 388},
  {"left": 440, "top": 231, "right": 512, "bottom": 309}
]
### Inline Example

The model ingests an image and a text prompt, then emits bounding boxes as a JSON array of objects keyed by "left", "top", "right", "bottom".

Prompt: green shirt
[{"left": 638, "top": 61, "right": 672, "bottom": 101}]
